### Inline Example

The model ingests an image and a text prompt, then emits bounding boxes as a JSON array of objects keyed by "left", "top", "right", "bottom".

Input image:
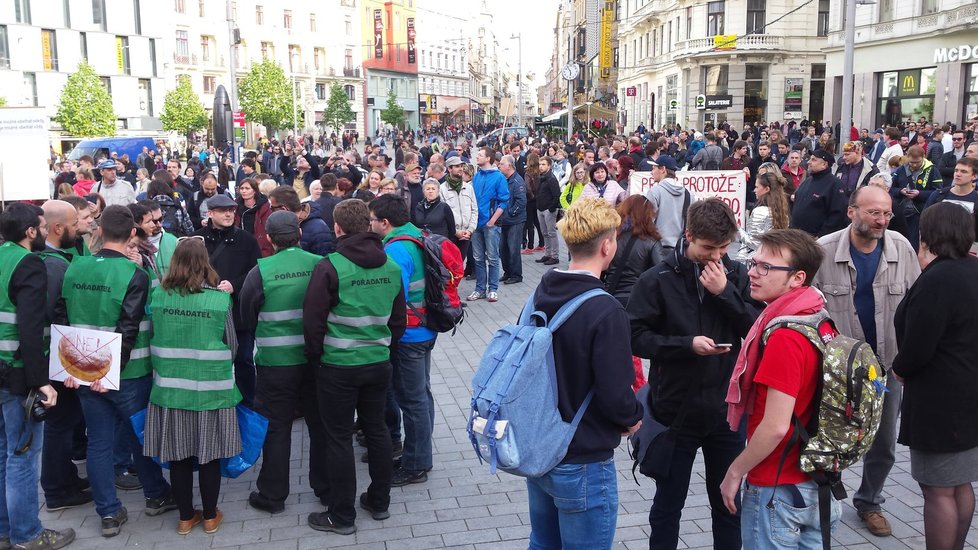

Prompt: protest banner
[
  {"left": 49, "top": 324, "right": 122, "bottom": 390},
  {"left": 629, "top": 169, "right": 749, "bottom": 228}
]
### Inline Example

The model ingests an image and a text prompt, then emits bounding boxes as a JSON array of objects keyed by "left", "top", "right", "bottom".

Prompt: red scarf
[{"left": 725, "top": 286, "right": 825, "bottom": 431}]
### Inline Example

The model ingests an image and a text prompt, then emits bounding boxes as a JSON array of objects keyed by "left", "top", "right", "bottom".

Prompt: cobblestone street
[{"left": 40, "top": 251, "right": 977, "bottom": 549}]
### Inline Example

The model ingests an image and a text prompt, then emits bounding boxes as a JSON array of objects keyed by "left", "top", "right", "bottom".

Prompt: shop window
[
  {"left": 810, "top": 64, "right": 825, "bottom": 123},
  {"left": 744, "top": 64, "right": 768, "bottom": 125},
  {"left": 877, "top": 68, "right": 936, "bottom": 128},
  {"left": 703, "top": 65, "right": 728, "bottom": 95},
  {"left": 963, "top": 64, "right": 978, "bottom": 122}
]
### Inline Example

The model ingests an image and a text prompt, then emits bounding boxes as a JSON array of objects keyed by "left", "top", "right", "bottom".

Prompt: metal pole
[
  {"left": 517, "top": 35, "right": 522, "bottom": 127},
  {"left": 566, "top": 0, "right": 574, "bottom": 142},
  {"left": 839, "top": 0, "right": 856, "bottom": 154},
  {"left": 226, "top": 0, "right": 237, "bottom": 161},
  {"left": 292, "top": 54, "right": 298, "bottom": 138}
]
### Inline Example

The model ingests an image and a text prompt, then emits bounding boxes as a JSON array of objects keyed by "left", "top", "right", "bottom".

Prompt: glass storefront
[
  {"left": 744, "top": 64, "right": 768, "bottom": 124},
  {"left": 965, "top": 63, "right": 978, "bottom": 122},
  {"left": 877, "top": 67, "right": 936, "bottom": 127}
]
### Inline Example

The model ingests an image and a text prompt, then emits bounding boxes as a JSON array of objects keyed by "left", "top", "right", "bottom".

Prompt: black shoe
[
  {"left": 144, "top": 494, "right": 178, "bottom": 516},
  {"left": 390, "top": 467, "right": 427, "bottom": 487},
  {"left": 248, "top": 491, "right": 286, "bottom": 514},
  {"left": 45, "top": 492, "right": 93, "bottom": 512},
  {"left": 542, "top": 257, "right": 559, "bottom": 265},
  {"left": 503, "top": 277, "right": 523, "bottom": 285},
  {"left": 358, "top": 493, "right": 390, "bottom": 521},
  {"left": 307, "top": 512, "right": 356, "bottom": 535},
  {"left": 361, "top": 440, "right": 403, "bottom": 463},
  {"left": 535, "top": 256, "right": 550, "bottom": 263},
  {"left": 101, "top": 506, "right": 128, "bottom": 538},
  {"left": 77, "top": 477, "right": 91, "bottom": 493},
  {"left": 114, "top": 472, "right": 141, "bottom": 491},
  {"left": 464, "top": 274, "right": 475, "bottom": 281}
]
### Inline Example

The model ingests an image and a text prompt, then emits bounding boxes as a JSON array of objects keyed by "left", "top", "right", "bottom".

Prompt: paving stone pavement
[{"left": 40, "top": 248, "right": 977, "bottom": 549}]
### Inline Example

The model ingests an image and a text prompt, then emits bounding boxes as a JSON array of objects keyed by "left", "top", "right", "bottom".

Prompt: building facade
[
  {"left": 416, "top": 8, "right": 470, "bottom": 127},
  {"left": 468, "top": 2, "right": 507, "bottom": 124},
  {"left": 361, "top": 0, "right": 418, "bottom": 135},
  {"left": 617, "top": 0, "right": 828, "bottom": 132},
  {"left": 824, "top": 0, "right": 978, "bottom": 130},
  {"left": 1, "top": 0, "right": 166, "bottom": 137}
]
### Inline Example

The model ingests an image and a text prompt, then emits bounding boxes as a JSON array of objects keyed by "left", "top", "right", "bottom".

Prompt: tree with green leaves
[
  {"left": 238, "top": 59, "right": 301, "bottom": 133},
  {"left": 160, "top": 75, "right": 208, "bottom": 145},
  {"left": 55, "top": 60, "right": 116, "bottom": 137},
  {"left": 322, "top": 83, "right": 355, "bottom": 135},
  {"left": 0, "top": 97, "right": 6, "bottom": 108},
  {"left": 380, "top": 89, "right": 406, "bottom": 129}
]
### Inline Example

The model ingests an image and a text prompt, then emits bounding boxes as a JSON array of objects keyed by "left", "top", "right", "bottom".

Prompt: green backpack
[{"left": 761, "top": 309, "right": 888, "bottom": 550}]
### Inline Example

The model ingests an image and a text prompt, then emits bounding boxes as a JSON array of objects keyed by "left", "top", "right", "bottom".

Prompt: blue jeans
[
  {"left": 741, "top": 480, "right": 841, "bottom": 550},
  {"left": 499, "top": 223, "right": 524, "bottom": 280},
  {"left": 0, "top": 389, "right": 44, "bottom": 544},
  {"left": 526, "top": 459, "right": 618, "bottom": 550},
  {"left": 471, "top": 225, "right": 501, "bottom": 293},
  {"left": 392, "top": 339, "right": 435, "bottom": 472},
  {"left": 77, "top": 375, "right": 170, "bottom": 517}
]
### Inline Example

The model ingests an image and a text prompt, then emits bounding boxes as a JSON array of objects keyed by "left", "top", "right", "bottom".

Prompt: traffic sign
[{"left": 233, "top": 111, "right": 246, "bottom": 128}]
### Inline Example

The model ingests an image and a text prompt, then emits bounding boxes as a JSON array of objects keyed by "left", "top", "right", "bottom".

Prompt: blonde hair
[
  {"left": 258, "top": 178, "right": 277, "bottom": 196},
  {"left": 557, "top": 197, "right": 621, "bottom": 254},
  {"left": 888, "top": 155, "right": 905, "bottom": 170}
]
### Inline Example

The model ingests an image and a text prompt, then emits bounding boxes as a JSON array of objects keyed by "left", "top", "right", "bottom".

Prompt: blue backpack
[{"left": 467, "top": 288, "right": 606, "bottom": 478}]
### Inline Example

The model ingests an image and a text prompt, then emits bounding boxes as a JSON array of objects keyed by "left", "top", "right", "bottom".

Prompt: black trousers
[
  {"left": 41, "top": 380, "right": 87, "bottom": 501},
  {"left": 253, "top": 364, "right": 329, "bottom": 504},
  {"left": 317, "top": 363, "right": 393, "bottom": 525}
]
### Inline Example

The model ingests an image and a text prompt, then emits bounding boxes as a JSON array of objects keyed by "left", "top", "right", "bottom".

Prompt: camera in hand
[{"left": 27, "top": 390, "right": 47, "bottom": 422}]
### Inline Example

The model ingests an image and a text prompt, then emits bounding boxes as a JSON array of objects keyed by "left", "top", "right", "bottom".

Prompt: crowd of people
[{"left": 3, "top": 115, "right": 978, "bottom": 549}]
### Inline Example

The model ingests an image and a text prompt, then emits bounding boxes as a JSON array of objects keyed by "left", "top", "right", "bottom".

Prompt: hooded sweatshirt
[
  {"left": 646, "top": 177, "right": 691, "bottom": 249},
  {"left": 471, "top": 165, "right": 510, "bottom": 228}
]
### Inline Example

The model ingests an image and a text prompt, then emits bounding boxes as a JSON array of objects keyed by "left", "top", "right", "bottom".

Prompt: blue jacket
[
  {"left": 498, "top": 171, "right": 527, "bottom": 226},
  {"left": 383, "top": 223, "right": 436, "bottom": 343},
  {"left": 299, "top": 201, "right": 335, "bottom": 256},
  {"left": 472, "top": 166, "right": 510, "bottom": 228}
]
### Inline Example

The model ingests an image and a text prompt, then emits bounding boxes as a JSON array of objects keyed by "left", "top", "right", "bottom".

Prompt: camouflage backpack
[{"left": 762, "top": 309, "right": 888, "bottom": 550}]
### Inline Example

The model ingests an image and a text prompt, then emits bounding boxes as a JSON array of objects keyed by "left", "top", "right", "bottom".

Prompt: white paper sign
[
  {"left": 0, "top": 108, "right": 51, "bottom": 201},
  {"left": 629, "top": 169, "right": 749, "bottom": 228},
  {"left": 49, "top": 324, "right": 122, "bottom": 390}
]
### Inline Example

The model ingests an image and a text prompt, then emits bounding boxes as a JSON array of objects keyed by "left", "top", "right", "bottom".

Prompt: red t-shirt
[{"left": 746, "top": 324, "right": 832, "bottom": 486}]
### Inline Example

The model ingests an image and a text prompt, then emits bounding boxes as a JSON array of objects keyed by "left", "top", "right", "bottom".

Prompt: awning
[
  {"left": 541, "top": 104, "right": 587, "bottom": 123},
  {"left": 541, "top": 103, "right": 616, "bottom": 122}
]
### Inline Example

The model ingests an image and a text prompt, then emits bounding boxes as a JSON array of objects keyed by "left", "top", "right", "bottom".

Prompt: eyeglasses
[
  {"left": 177, "top": 235, "right": 205, "bottom": 243},
  {"left": 953, "top": 137, "right": 965, "bottom": 141},
  {"left": 746, "top": 259, "right": 797, "bottom": 276},
  {"left": 270, "top": 204, "right": 288, "bottom": 211},
  {"left": 854, "top": 207, "right": 895, "bottom": 220},
  {"left": 150, "top": 217, "right": 163, "bottom": 225}
]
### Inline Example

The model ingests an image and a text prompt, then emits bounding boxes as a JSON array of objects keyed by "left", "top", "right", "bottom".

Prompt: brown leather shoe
[
  {"left": 859, "top": 510, "right": 892, "bottom": 537},
  {"left": 202, "top": 510, "right": 223, "bottom": 534},
  {"left": 176, "top": 511, "right": 202, "bottom": 535}
]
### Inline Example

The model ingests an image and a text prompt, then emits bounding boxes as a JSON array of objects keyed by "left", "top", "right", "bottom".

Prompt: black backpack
[{"left": 152, "top": 194, "right": 194, "bottom": 237}]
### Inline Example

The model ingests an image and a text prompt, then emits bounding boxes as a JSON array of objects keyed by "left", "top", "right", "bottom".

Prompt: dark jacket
[
  {"left": 413, "top": 199, "right": 456, "bottom": 239},
  {"left": 302, "top": 232, "right": 407, "bottom": 363},
  {"left": 498, "top": 171, "right": 527, "bottom": 226},
  {"left": 235, "top": 194, "right": 272, "bottom": 256},
  {"left": 893, "top": 256, "right": 978, "bottom": 453},
  {"left": 299, "top": 201, "right": 334, "bottom": 256},
  {"left": 536, "top": 170, "right": 561, "bottom": 212},
  {"left": 532, "top": 270, "right": 643, "bottom": 463},
  {"left": 938, "top": 149, "right": 965, "bottom": 180},
  {"left": 5, "top": 251, "right": 48, "bottom": 394},
  {"left": 604, "top": 233, "right": 663, "bottom": 305},
  {"left": 890, "top": 159, "right": 944, "bottom": 214},
  {"left": 790, "top": 169, "right": 849, "bottom": 237},
  {"left": 281, "top": 154, "right": 322, "bottom": 194},
  {"left": 187, "top": 189, "right": 232, "bottom": 229},
  {"left": 627, "top": 241, "right": 762, "bottom": 435},
  {"left": 192, "top": 224, "right": 261, "bottom": 326}
]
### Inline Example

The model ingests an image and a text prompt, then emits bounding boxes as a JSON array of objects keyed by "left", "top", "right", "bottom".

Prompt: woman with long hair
[
  {"left": 143, "top": 238, "right": 241, "bottom": 535},
  {"left": 736, "top": 171, "right": 791, "bottom": 262},
  {"left": 604, "top": 194, "right": 664, "bottom": 390},
  {"left": 356, "top": 169, "right": 385, "bottom": 199},
  {"left": 235, "top": 178, "right": 272, "bottom": 256},
  {"left": 522, "top": 152, "right": 543, "bottom": 254},
  {"left": 559, "top": 162, "right": 589, "bottom": 209}
]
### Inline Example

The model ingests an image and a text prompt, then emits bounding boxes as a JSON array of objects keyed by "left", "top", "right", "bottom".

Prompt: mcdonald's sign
[{"left": 898, "top": 70, "right": 920, "bottom": 97}]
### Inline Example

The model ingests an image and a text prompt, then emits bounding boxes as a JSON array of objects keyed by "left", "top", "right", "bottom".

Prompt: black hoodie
[
  {"left": 531, "top": 270, "right": 643, "bottom": 463},
  {"left": 302, "top": 232, "right": 407, "bottom": 364}
]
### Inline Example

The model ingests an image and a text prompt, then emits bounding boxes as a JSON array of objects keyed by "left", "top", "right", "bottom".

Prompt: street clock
[{"left": 560, "top": 62, "right": 580, "bottom": 81}]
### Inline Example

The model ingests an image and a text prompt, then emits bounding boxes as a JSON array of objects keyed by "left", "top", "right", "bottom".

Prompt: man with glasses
[
  {"left": 811, "top": 185, "right": 919, "bottom": 538},
  {"left": 628, "top": 199, "right": 761, "bottom": 550},
  {"left": 938, "top": 130, "right": 969, "bottom": 180},
  {"left": 890, "top": 145, "right": 942, "bottom": 250},
  {"left": 134, "top": 199, "right": 178, "bottom": 279},
  {"left": 790, "top": 149, "right": 848, "bottom": 237},
  {"left": 835, "top": 141, "right": 879, "bottom": 196},
  {"left": 193, "top": 194, "right": 261, "bottom": 407}
]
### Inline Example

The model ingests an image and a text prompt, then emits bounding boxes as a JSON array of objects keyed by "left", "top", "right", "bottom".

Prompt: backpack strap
[
  {"left": 547, "top": 288, "right": 609, "bottom": 332},
  {"left": 605, "top": 235, "right": 638, "bottom": 295}
]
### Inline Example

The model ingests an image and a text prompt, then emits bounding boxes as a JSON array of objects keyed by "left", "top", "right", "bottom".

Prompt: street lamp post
[
  {"left": 510, "top": 34, "right": 522, "bottom": 127},
  {"left": 291, "top": 51, "right": 298, "bottom": 138},
  {"left": 839, "top": 0, "right": 856, "bottom": 153}
]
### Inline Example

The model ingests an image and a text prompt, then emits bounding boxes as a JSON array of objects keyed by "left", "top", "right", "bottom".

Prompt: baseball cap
[
  {"left": 874, "top": 128, "right": 884, "bottom": 134},
  {"left": 97, "top": 159, "right": 117, "bottom": 170},
  {"left": 405, "top": 163, "right": 420, "bottom": 173},
  {"left": 206, "top": 194, "right": 237, "bottom": 209},
  {"left": 445, "top": 156, "right": 464, "bottom": 167},
  {"left": 651, "top": 155, "right": 679, "bottom": 171},
  {"left": 265, "top": 211, "right": 300, "bottom": 236},
  {"left": 811, "top": 149, "right": 836, "bottom": 166}
]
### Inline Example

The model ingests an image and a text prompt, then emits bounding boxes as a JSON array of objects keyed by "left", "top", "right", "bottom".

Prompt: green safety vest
[
  {"left": 255, "top": 247, "right": 321, "bottom": 366},
  {"left": 0, "top": 242, "right": 32, "bottom": 368},
  {"left": 321, "top": 253, "right": 402, "bottom": 367},
  {"left": 149, "top": 288, "right": 240, "bottom": 411},
  {"left": 383, "top": 224, "right": 426, "bottom": 327},
  {"left": 62, "top": 255, "right": 152, "bottom": 379},
  {"left": 154, "top": 232, "right": 177, "bottom": 281}
]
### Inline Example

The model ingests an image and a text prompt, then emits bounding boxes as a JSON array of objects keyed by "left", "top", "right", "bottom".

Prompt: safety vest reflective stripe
[
  {"left": 150, "top": 346, "right": 233, "bottom": 361},
  {"left": 258, "top": 309, "right": 303, "bottom": 322},
  {"left": 130, "top": 348, "right": 150, "bottom": 359},
  {"left": 139, "top": 320, "right": 151, "bottom": 331},
  {"left": 0, "top": 312, "right": 15, "bottom": 324},
  {"left": 0, "top": 340, "right": 18, "bottom": 351},
  {"left": 327, "top": 312, "right": 392, "bottom": 327},
  {"left": 151, "top": 278, "right": 160, "bottom": 288},
  {"left": 323, "top": 335, "right": 392, "bottom": 349},
  {"left": 255, "top": 335, "right": 304, "bottom": 347},
  {"left": 153, "top": 372, "right": 236, "bottom": 392}
]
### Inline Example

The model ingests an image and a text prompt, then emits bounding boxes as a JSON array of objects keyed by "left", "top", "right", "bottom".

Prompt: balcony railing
[
  {"left": 173, "top": 52, "right": 196, "bottom": 65},
  {"left": 672, "top": 34, "right": 783, "bottom": 58},
  {"left": 343, "top": 67, "right": 360, "bottom": 77},
  {"left": 827, "top": 2, "right": 978, "bottom": 48}
]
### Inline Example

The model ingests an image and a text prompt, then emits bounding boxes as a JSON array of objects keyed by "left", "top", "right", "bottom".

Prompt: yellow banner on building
[
  {"left": 599, "top": 0, "right": 614, "bottom": 79},
  {"left": 713, "top": 34, "right": 737, "bottom": 51},
  {"left": 116, "top": 37, "right": 125, "bottom": 72},
  {"left": 41, "top": 32, "right": 53, "bottom": 71}
]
